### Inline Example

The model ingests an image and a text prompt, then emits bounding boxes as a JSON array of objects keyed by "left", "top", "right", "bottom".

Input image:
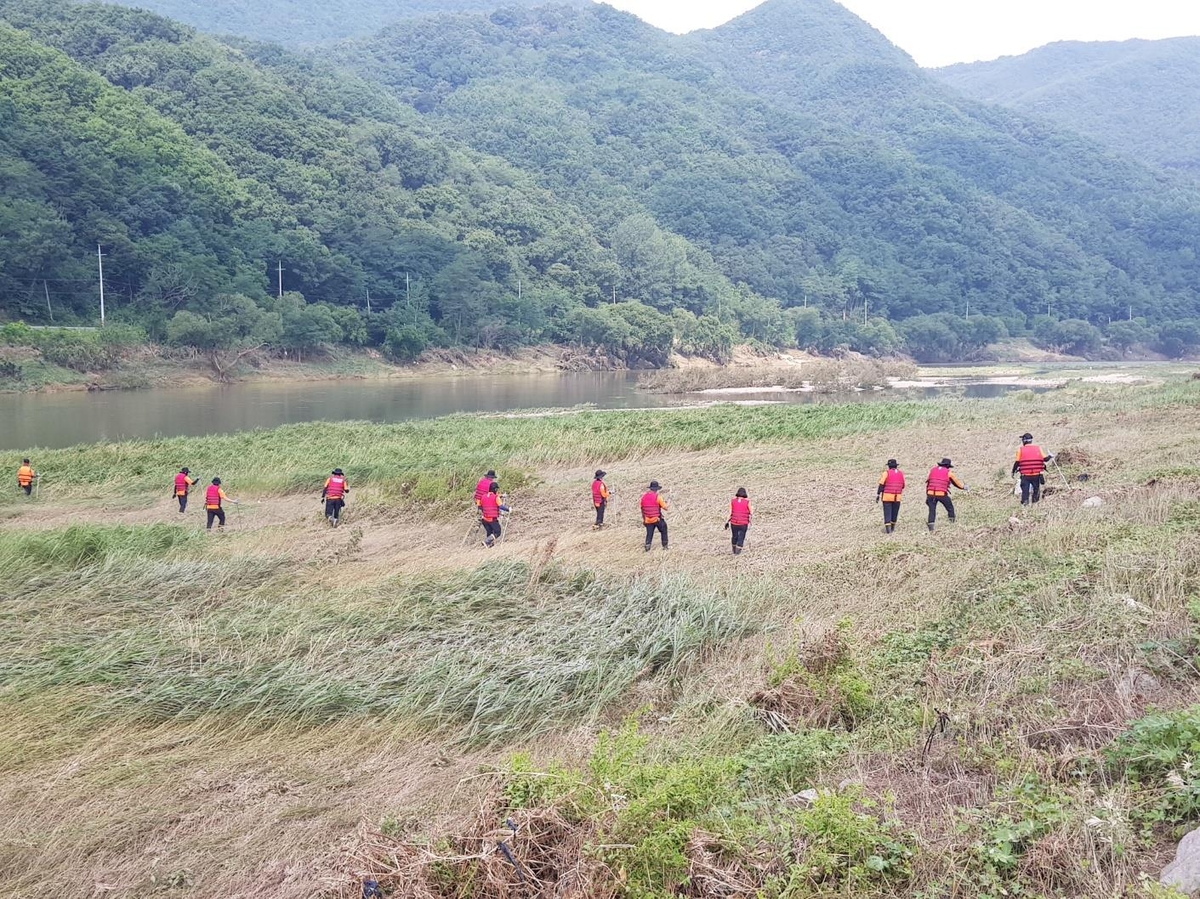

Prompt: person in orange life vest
[
  {"left": 591, "top": 469, "right": 610, "bottom": 529},
  {"left": 321, "top": 467, "right": 349, "bottom": 526},
  {"left": 173, "top": 467, "right": 197, "bottom": 513},
  {"left": 16, "top": 459, "right": 37, "bottom": 496},
  {"left": 204, "top": 477, "right": 239, "bottom": 530},
  {"left": 925, "top": 457, "right": 967, "bottom": 531},
  {"left": 1012, "top": 432, "right": 1053, "bottom": 506},
  {"left": 474, "top": 470, "right": 497, "bottom": 508},
  {"left": 876, "top": 459, "right": 905, "bottom": 535},
  {"left": 479, "top": 481, "right": 510, "bottom": 547},
  {"left": 726, "top": 487, "right": 752, "bottom": 554},
  {"left": 641, "top": 480, "right": 669, "bottom": 552}
]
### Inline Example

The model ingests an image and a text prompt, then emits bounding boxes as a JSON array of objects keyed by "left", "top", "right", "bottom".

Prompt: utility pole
[
  {"left": 517, "top": 278, "right": 522, "bottom": 302},
  {"left": 44, "top": 281, "right": 53, "bottom": 322},
  {"left": 1129, "top": 305, "right": 1133, "bottom": 322},
  {"left": 965, "top": 300, "right": 969, "bottom": 320},
  {"left": 406, "top": 272, "right": 410, "bottom": 309},
  {"left": 277, "top": 260, "right": 283, "bottom": 298},
  {"left": 97, "top": 244, "right": 106, "bottom": 326},
  {"left": 612, "top": 285, "right": 616, "bottom": 305},
  {"left": 365, "top": 286, "right": 371, "bottom": 316},
  {"left": 803, "top": 292, "right": 808, "bottom": 308}
]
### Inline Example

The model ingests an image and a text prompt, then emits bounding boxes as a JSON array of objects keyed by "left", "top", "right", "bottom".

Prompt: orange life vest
[
  {"left": 641, "top": 492, "right": 663, "bottom": 524},
  {"left": 480, "top": 492, "right": 502, "bottom": 522},
  {"left": 17, "top": 465, "right": 35, "bottom": 487},
  {"left": 881, "top": 469, "right": 905, "bottom": 500},
  {"left": 1017, "top": 444, "right": 1047, "bottom": 476},
  {"left": 926, "top": 466, "right": 951, "bottom": 495},
  {"left": 175, "top": 473, "right": 192, "bottom": 496},
  {"left": 205, "top": 484, "right": 223, "bottom": 510},
  {"left": 326, "top": 475, "right": 347, "bottom": 499},
  {"left": 729, "top": 497, "right": 751, "bottom": 526},
  {"left": 474, "top": 477, "right": 492, "bottom": 505},
  {"left": 592, "top": 479, "right": 607, "bottom": 506}
]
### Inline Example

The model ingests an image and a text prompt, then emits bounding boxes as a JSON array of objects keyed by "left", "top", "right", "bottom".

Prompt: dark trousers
[
  {"left": 595, "top": 500, "right": 606, "bottom": 526},
  {"left": 926, "top": 495, "right": 955, "bottom": 526},
  {"left": 731, "top": 524, "right": 747, "bottom": 552},
  {"left": 206, "top": 508, "right": 226, "bottom": 529},
  {"left": 882, "top": 501, "right": 900, "bottom": 531},
  {"left": 177, "top": 494, "right": 188, "bottom": 513},
  {"left": 325, "top": 498, "right": 345, "bottom": 522},
  {"left": 644, "top": 519, "right": 668, "bottom": 549},
  {"left": 483, "top": 519, "right": 502, "bottom": 544},
  {"left": 21, "top": 484, "right": 31, "bottom": 496},
  {"left": 1020, "top": 475, "right": 1044, "bottom": 505}
]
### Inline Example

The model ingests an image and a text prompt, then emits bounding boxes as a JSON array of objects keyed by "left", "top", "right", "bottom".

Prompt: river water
[{"left": 0, "top": 372, "right": 1020, "bottom": 451}]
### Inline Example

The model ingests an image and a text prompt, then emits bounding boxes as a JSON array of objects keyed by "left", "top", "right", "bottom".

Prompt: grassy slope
[{"left": 1, "top": 379, "right": 1199, "bottom": 897}]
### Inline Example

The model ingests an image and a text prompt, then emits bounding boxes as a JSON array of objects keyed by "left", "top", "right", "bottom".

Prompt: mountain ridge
[{"left": 933, "top": 36, "right": 1200, "bottom": 176}]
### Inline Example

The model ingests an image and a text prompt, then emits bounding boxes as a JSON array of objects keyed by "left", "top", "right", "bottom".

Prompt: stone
[
  {"left": 1162, "top": 826, "right": 1200, "bottom": 895},
  {"left": 1082, "top": 496, "right": 1104, "bottom": 508},
  {"left": 787, "top": 788, "right": 820, "bottom": 807}
]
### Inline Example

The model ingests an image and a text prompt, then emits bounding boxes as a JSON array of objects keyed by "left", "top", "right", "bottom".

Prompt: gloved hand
[
  {"left": 875, "top": 495, "right": 880, "bottom": 503},
  {"left": 724, "top": 521, "right": 730, "bottom": 530}
]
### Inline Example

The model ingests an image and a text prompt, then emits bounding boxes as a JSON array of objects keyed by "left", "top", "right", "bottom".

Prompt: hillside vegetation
[
  {"left": 3, "top": 378, "right": 1200, "bottom": 896},
  {"left": 935, "top": 37, "right": 1200, "bottom": 178},
  {"left": 2, "top": 0, "right": 1200, "bottom": 372}
]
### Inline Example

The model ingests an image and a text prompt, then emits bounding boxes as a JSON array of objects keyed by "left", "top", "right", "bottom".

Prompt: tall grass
[
  {"left": 1, "top": 555, "right": 755, "bottom": 744},
  {"left": 0, "top": 523, "right": 195, "bottom": 574},
  {"left": 0, "top": 402, "right": 926, "bottom": 505}
]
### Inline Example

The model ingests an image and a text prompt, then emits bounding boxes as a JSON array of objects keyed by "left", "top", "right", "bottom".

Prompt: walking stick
[
  {"left": 34, "top": 476, "right": 40, "bottom": 500},
  {"left": 1052, "top": 457, "right": 1071, "bottom": 489}
]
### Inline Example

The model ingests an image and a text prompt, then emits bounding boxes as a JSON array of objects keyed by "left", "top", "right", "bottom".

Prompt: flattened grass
[{"left": 1, "top": 542, "right": 756, "bottom": 744}]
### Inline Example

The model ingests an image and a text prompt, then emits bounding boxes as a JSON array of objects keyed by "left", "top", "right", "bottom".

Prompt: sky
[{"left": 598, "top": 0, "right": 1200, "bottom": 67}]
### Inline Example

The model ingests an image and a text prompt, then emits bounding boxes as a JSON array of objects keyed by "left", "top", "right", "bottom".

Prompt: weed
[{"left": 1108, "top": 707, "right": 1200, "bottom": 830}]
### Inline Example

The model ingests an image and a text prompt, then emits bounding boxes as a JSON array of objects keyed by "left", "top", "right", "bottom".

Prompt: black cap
[
  {"left": 181, "top": 467, "right": 190, "bottom": 474},
  {"left": 736, "top": 487, "right": 748, "bottom": 498},
  {"left": 887, "top": 459, "right": 898, "bottom": 469},
  {"left": 486, "top": 469, "right": 496, "bottom": 478},
  {"left": 938, "top": 458, "right": 953, "bottom": 468},
  {"left": 212, "top": 477, "right": 221, "bottom": 485},
  {"left": 333, "top": 468, "right": 343, "bottom": 476},
  {"left": 649, "top": 480, "right": 661, "bottom": 491},
  {"left": 489, "top": 480, "right": 499, "bottom": 493},
  {"left": 1021, "top": 432, "right": 1033, "bottom": 442},
  {"left": 595, "top": 470, "right": 606, "bottom": 479}
]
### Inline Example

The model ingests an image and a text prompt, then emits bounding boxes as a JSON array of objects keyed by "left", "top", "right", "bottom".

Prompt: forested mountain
[
  {"left": 934, "top": 38, "right": 1200, "bottom": 177},
  {"left": 96, "top": 0, "right": 579, "bottom": 45},
  {"left": 338, "top": 0, "right": 1200, "bottom": 324},
  {"left": 3, "top": 0, "right": 1200, "bottom": 365}
]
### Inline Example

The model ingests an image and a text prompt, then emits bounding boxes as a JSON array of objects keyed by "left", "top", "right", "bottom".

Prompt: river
[{"left": 0, "top": 372, "right": 1025, "bottom": 451}]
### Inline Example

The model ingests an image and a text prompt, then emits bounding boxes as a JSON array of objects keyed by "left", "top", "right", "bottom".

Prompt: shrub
[{"left": 1108, "top": 706, "right": 1200, "bottom": 827}]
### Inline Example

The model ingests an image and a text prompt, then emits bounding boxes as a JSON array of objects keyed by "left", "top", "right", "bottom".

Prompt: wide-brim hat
[
  {"left": 595, "top": 470, "right": 606, "bottom": 478},
  {"left": 212, "top": 477, "right": 221, "bottom": 485},
  {"left": 886, "top": 459, "right": 898, "bottom": 468},
  {"left": 1020, "top": 432, "right": 1033, "bottom": 441},
  {"left": 649, "top": 480, "right": 661, "bottom": 490},
  {"left": 486, "top": 470, "right": 497, "bottom": 478},
  {"left": 181, "top": 467, "right": 190, "bottom": 474},
  {"left": 333, "top": 468, "right": 344, "bottom": 475},
  {"left": 735, "top": 487, "right": 748, "bottom": 498},
  {"left": 939, "top": 458, "right": 953, "bottom": 468}
]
